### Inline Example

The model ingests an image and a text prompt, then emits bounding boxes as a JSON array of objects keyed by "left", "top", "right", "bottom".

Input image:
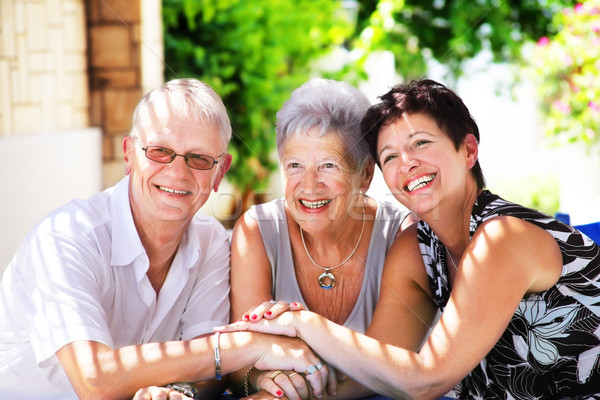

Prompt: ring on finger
[
  {"left": 269, "top": 299, "right": 277, "bottom": 304},
  {"left": 271, "top": 370, "right": 283, "bottom": 379},
  {"left": 304, "top": 364, "right": 317, "bottom": 375},
  {"left": 288, "top": 372, "right": 299, "bottom": 379},
  {"left": 315, "top": 361, "right": 324, "bottom": 370}
]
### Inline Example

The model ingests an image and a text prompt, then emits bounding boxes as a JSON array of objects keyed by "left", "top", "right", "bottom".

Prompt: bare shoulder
[
  {"left": 231, "top": 210, "right": 263, "bottom": 247},
  {"left": 471, "top": 215, "right": 563, "bottom": 292},
  {"left": 386, "top": 223, "right": 430, "bottom": 290}
]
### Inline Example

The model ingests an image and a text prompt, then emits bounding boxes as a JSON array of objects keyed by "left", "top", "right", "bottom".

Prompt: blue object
[
  {"left": 555, "top": 212, "right": 571, "bottom": 225},
  {"left": 555, "top": 212, "right": 600, "bottom": 244},
  {"left": 575, "top": 221, "right": 600, "bottom": 244}
]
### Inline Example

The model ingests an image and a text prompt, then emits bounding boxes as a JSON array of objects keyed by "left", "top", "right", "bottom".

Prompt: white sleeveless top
[{"left": 250, "top": 198, "right": 409, "bottom": 333}]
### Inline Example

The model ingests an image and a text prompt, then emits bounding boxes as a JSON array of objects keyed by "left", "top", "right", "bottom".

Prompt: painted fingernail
[
  {"left": 243, "top": 314, "right": 249, "bottom": 320},
  {"left": 250, "top": 314, "right": 258, "bottom": 320},
  {"left": 265, "top": 311, "right": 272, "bottom": 316},
  {"left": 292, "top": 302, "right": 297, "bottom": 307},
  {"left": 276, "top": 390, "right": 283, "bottom": 396}
]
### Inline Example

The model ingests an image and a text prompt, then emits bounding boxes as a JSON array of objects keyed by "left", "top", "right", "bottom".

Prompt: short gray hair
[
  {"left": 130, "top": 78, "right": 231, "bottom": 147},
  {"left": 276, "top": 78, "right": 371, "bottom": 171}
]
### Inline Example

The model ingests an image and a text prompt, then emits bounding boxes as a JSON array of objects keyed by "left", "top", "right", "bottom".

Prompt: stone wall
[
  {"left": 0, "top": 0, "right": 89, "bottom": 135},
  {"left": 87, "top": 0, "right": 145, "bottom": 187}
]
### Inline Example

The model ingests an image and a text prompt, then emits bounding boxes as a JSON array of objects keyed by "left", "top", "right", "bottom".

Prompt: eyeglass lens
[{"left": 144, "top": 146, "right": 216, "bottom": 170}]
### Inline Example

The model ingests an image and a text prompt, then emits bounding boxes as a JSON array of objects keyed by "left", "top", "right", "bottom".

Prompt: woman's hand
[
  {"left": 256, "top": 369, "right": 310, "bottom": 400},
  {"left": 248, "top": 333, "right": 331, "bottom": 398},
  {"left": 241, "top": 300, "right": 305, "bottom": 323},
  {"left": 218, "top": 309, "right": 309, "bottom": 338},
  {"left": 133, "top": 386, "right": 193, "bottom": 400}
]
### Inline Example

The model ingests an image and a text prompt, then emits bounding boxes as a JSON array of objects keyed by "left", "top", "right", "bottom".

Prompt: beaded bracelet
[
  {"left": 244, "top": 365, "right": 255, "bottom": 396},
  {"left": 213, "top": 332, "right": 221, "bottom": 380}
]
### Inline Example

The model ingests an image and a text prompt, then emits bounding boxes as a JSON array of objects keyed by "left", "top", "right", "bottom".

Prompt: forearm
[
  {"left": 59, "top": 332, "right": 259, "bottom": 400},
  {"left": 296, "top": 312, "right": 442, "bottom": 400}
]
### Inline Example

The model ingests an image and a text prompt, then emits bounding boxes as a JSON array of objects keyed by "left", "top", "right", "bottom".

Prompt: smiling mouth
[
  {"left": 299, "top": 199, "right": 332, "bottom": 209},
  {"left": 157, "top": 185, "right": 190, "bottom": 195},
  {"left": 405, "top": 174, "right": 436, "bottom": 192}
]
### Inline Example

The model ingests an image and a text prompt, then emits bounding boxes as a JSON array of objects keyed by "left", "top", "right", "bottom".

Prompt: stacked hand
[{"left": 229, "top": 300, "right": 337, "bottom": 399}]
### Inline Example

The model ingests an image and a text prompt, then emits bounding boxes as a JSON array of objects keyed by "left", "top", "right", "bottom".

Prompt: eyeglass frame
[{"left": 135, "top": 140, "right": 225, "bottom": 171}]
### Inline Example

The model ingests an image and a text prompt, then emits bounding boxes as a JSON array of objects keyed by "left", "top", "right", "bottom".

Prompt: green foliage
[
  {"left": 490, "top": 173, "right": 560, "bottom": 216},
  {"left": 340, "top": 0, "right": 573, "bottom": 82},
  {"left": 162, "top": 0, "right": 352, "bottom": 201},
  {"left": 528, "top": 0, "right": 600, "bottom": 145},
  {"left": 162, "top": 0, "right": 575, "bottom": 205}
]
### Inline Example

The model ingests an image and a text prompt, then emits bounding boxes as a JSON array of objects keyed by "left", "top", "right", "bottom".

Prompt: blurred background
[{"left": 1, "top": 0, "right": 599, "bottom": 272}]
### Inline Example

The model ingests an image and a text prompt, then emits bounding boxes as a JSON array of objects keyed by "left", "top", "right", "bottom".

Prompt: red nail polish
[
  {"left": 251, "top": 314, "right": 257, "bottom": 320},
  {"left": 243, "top": 314, "right": 249, "bottom": 320},
  {"left": 276, "top": 390, "right": 283, "bottom": 396},
  {"left": 265, "top": 311, "right": 272, "bottom": 316}
]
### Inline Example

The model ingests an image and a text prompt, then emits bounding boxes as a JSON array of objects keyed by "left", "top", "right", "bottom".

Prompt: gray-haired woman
[{"left": 230, "top": 78, "right": 415, "bottom": 399}]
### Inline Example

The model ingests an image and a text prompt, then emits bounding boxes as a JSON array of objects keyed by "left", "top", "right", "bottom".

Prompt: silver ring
[
  {"left": 269, "top": 300, "right": 277, "bottom": 304},
  {"left": 315, "top": 361, "right": 324, "bottom": 370},
  {"left": 305, "top": 364, "right": 317, "bottom": 375}
]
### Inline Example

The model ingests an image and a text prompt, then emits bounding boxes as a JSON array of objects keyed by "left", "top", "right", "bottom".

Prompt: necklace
[{"left": 300, "top": 207, "right": 366, "bottom": 289}]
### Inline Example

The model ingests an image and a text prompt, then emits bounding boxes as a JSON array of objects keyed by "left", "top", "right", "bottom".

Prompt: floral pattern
[{"left": 418, "top": 190, "right": 600, "bottom": 399}]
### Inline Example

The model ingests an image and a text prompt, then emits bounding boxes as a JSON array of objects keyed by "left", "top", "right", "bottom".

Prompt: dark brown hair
[{"left": 361, "top": 79, "right": 485, "bottom": 189}]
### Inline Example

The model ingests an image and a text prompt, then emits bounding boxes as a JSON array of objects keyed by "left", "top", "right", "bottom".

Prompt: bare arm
[
  {"left": 366, "top": 223, "right": 437, "bottom": 350},
  {"left": 56, "top": 331, "right": 330, "bottom": 400},
  {"left": 218, "top": 216, "right": 564, "bottom": 399},
  {"left": 229, "top": 211, "right": 278, "bottom": 395}
]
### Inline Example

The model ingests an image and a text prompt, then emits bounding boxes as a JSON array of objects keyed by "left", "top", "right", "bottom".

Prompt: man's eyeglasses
[{"left": 139, "top": 143, "right": 225, "bottom": 170}]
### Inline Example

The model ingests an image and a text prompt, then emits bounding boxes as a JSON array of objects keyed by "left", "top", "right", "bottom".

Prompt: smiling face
[
  {"left": 377, "top": 112, "right": 478, "bottom": 220},
  {"left": 280, "top": 128, "right": 367, "bottom": 233},
  {"left": 123, "top": 111, "right": 231, "bottom": 228}
]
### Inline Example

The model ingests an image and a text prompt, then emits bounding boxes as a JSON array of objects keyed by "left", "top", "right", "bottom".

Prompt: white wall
[{"left": 0, "top": 128, "right": 103, "bottom": 273}]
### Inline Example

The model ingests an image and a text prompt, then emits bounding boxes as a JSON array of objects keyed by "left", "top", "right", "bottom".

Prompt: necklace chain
[{"left": 300, "top": 206, "right": 366, "bottom": 272}]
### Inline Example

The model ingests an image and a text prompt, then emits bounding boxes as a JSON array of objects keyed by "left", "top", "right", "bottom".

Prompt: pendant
[{"left": 318, "top": 270, "right": 336, "bottom": 289}]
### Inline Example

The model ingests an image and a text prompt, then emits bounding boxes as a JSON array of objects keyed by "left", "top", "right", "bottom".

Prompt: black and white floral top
[{"left": 418, "top": 190, "right": 600, "bottom": 399}]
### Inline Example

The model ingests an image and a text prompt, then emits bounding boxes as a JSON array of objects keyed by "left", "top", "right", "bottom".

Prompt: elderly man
[{"left": 0, "top": 79, "right": 327, "bottom": 400}]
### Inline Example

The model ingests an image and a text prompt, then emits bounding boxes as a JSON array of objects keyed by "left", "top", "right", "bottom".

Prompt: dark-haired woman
[{"left": 219, "top": 79, "right": 600, "bottom": 399}]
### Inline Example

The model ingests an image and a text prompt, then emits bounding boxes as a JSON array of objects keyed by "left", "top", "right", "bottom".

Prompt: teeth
[
  {"left": 406, "top": 174, "right": 436, "bottom": 192},
  {"left": 300, "top": 199, "right": 332, "bottom": 209},
  {"left": 158, "top": 186, "right": 189, "bottom": 195}
]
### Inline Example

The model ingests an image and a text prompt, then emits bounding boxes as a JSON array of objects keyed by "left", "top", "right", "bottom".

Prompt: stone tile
[
  {"left": 99, "top": 0, "right": 140, "bottom": 23},
  {"left": 1, "top": 0, "right": 17, "bottom": 57},
  {"left": 103, "top": 159, "right": 126, "bottom": 189},
  {"left": 13, "top": 0, "right": 26, "bottom": 35},
  {"left": 12, "top": 37, "right": 29, "bottom": 103},
  {"left": 25, "top": 3, "right": 47, "bottom": 51},
  {"left": 64, "top": 52, "right": 88, "bottom": 72},
  {"left": 28, "top": 51, "right": 53, "bottom": 73},
  {"left": 89, "top": 89, "right": 103, "bottom": 127},
  {"left": 103, "top": 88, "right": 141, "bottom": 133},
  {"left": 86, "top": 0, "right": 102, "bottom": 23},
  {"left": 0, "top": 60, "right": 11, "bottom": 135},
  {"left": 62, "top": 11, "right": 87, "bottom": 51},
  {"left": 46, "top": 0, "right": 62, "bottom": 25},
  {"left": 14, "top": 105, "right": 42, "bottom": 133},
  {"left": 90, "top": 25, "right": 131, "bottom": 67},
  {"left": 92, "top": 68, "right": 138, "bottom": 88}
]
